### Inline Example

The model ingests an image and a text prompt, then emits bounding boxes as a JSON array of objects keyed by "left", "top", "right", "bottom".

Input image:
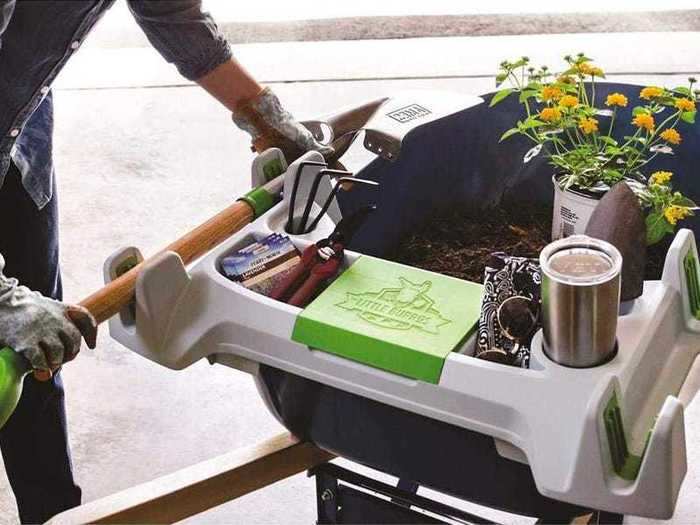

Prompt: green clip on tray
[{"left": 292, "top": 256, "right": 484, "bottom": 383}]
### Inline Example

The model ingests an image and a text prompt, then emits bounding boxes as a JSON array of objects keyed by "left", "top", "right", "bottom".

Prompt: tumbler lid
[{"left": 540, "top": 235, "right": 622, "bottom": 285}]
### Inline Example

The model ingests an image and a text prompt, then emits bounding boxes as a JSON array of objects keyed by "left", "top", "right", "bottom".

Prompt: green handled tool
[{"left": 0, "top": 347, "right": 31, "bottom": 428}]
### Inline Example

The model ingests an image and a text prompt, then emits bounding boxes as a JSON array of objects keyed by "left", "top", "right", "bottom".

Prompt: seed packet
[{"left": 221, "top": 234, "right": 301, "bottom": 296}]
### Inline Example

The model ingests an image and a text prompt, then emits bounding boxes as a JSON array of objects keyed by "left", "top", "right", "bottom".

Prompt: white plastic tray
[{"left": 104, "top": 154, "right": 700, "bottom": 519}]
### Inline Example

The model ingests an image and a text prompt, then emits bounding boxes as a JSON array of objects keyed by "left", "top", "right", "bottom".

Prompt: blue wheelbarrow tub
[{"left": 256, "top": 83, "right": 700, "bottom": 519}]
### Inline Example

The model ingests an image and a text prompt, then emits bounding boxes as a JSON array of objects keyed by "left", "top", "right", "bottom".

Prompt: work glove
[
  {"left": 232, "top": 87, "right": 334, "bottom": 163},
  {"left": 0, "top": 253, "right": 97, "bottom": 380}
]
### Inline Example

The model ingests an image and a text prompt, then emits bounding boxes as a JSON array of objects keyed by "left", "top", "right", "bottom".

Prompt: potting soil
[{"left": 390, "top": 205, "right": 668, "bottom": 286}]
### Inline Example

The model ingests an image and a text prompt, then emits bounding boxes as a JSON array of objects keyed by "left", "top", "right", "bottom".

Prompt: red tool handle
[
  {"left": 268, "top": 245, "right": 318, "bottom": 302},
  {"left": 288, "top": 255, "right": 342, "bottom": 308}
]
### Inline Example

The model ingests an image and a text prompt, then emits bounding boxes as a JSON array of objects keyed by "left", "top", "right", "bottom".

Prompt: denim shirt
[{"left": 0, "top": 0, "right": 232, "bottom": 209}]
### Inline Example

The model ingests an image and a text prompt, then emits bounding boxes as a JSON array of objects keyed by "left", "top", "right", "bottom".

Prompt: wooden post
[{"left": 48, "top": 434, "right": 334, "bottom": 524}]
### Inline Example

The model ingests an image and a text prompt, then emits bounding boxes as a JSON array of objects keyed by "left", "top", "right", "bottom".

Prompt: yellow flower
[
  {"left": 540, "top": 107, "right": 562, "bottom": 122},
  {"left": 650, "top": 171, "right": 673, "bottom": 185},
  {"left": 577, "top": 63, "right": 604, "bottom": 77},
  {"left": 557, "top": 75, "right": 575, "bottom": 84},
  {"left": 632, "top": 113, "right": 655, "bottom": 132},
  {"left": 559, "top": 95, "right": 578, "bottom": 108},
  {"left": 660, "top": 128, "right": 682, "bottom": 145},
  {"left": 675, "top": 98, "right": 696, "bottom": 112},
  {"left": 578, "top": 117, "right": 599, "bottom": 134},
  {"left": 541, "top": 86, "right": 563, "bottom": 101},
  {"left": 664, "top": 205, "right": 691, "bottom": 226},
  {"left": 640, "top": 86, "right": 664, "bottom": 100},
  {"left": 606, "top": 93, "right": 628, "bottom": 107},
  {"left": 577, "top": 62, "right": 594, "bottom": 75}
]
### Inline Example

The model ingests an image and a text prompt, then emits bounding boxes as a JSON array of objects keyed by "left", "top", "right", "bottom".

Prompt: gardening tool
[
  {"left": 296, "top": 169, "right": 351, "bottom": 235},
  {"left": 0, "top": 173, "right": 288, "bottom": 429},
  {"left": 269, "top": 206, "right": 376, "bottom": 306},
  {"left": 286, "top": 160, "right": 328, "bottom": 234},
  {"left": 585, "top": 182, "right": 646, "bottom": 302},
  {"left": 303, "top": 177, "right": 379, "bottom": 234},
  {"left": 303, "top": 90, "right": 478, "bottom": 163}
]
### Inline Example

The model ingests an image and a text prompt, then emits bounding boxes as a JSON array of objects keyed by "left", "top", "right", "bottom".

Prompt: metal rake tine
[
  {"left": 298, "top": 169, "right": 351, "bottom": 234},
  {"left": 305, "top": 177, "right": 379, "bottom": 234},
  {"left": 287, "top": 160, "right": 327, "bottom": 233}
]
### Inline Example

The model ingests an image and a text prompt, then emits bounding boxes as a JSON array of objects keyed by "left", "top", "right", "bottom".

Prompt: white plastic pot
[{"left": 551, "top": 175, "right": 603, "bottom": 239}]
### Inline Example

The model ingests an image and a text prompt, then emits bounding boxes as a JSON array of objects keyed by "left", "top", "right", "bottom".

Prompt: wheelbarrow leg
[{"left": 315, "top": 467, "right": 340, "bottom": 524}]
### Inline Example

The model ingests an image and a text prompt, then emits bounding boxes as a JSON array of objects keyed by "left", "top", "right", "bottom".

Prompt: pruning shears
[{"left": 270, "top": 206, "right": 376, "bottom": 307}]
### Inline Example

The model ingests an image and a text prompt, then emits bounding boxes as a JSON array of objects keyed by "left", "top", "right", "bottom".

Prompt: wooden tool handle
[{"left": 80, "top": 199, "right": 255, "bottom": 324}]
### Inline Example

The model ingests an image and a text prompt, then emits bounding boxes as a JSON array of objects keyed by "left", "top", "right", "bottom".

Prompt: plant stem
[{"left": 608, "top": 109, "right": 616, "bottom": 139}]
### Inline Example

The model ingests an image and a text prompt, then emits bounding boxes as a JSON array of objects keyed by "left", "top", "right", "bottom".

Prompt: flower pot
[{"left": 551, "top": 175, "right": 603, "bottom": 240}]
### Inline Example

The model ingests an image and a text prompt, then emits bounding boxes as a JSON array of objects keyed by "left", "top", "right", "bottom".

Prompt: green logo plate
[{"left": 292, "top": 256, "right": 483, "bottom": 383}]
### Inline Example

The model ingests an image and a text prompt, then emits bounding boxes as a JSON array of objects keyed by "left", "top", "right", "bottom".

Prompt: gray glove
[
  {"left": 0, "top": 253, "right": 97, "bottom": 378},
  {"left": 232, "top": 87, "right": 333, "bottom": 163}
]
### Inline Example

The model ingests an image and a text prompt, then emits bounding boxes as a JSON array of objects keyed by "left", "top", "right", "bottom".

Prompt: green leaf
[
  {"left": 518, "top": 90, "right": 538, "bottom": 103},
  {"left": 673, "top": 86, "right": 692, "bottom": 96},
  {"left": 632, "top": 106, "right": 649, "bottom": 116},
  {"left": 656, "top": 96, "right": 677, "bottom": 107},
  {"left": 603, "top": 169, "right": 623, "bottom": 181},
  {"left": 489, "top": 88, "right": 514, "bottom": 107},
  {"left": 681, "top": 110, "right": 697, "bottom": 124},
  {"left": 510, "top": 58, "right": 528, "bottom": 69},
  {"left": 645, "top": 211, "right": 675, "bottom": 245},
  {"left": 499, "top": 128, "right": 521, "bottom": 142},
  {"left": 519, "top": 118, "right": 546, "bottom": 130},
  {"left": 676, "top": 196, "right": 698, "bottom": 208},
  {"left": 599, "top": 136, "right": 618, "bottom": 146}
]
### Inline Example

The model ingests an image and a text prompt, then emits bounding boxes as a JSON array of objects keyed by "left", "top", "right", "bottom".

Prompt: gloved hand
[
  {"left": 0, "top": 253, "right": 97, "bottom": 380},
  {"left": 232, "top": 87, "right": 334, "bottom": 163}
]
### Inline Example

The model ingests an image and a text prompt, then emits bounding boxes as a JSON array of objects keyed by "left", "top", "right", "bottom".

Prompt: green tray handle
[{"left": 0, "top": 347, "right": 32, "bottom": 429}]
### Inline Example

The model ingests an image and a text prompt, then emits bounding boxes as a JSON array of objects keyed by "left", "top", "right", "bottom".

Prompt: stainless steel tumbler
[{"left": 539, "top": 235, "right": 622, "bottom": 367}]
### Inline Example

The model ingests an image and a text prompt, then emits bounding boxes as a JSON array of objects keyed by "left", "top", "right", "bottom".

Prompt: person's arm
[
  {"left": 128, "top": 0, "right": 331, "bottom": 162},
  {"left": 0, "top": 0, "right": 16, "bottom": 49},
  {"left": 0, "top": 254, "right": 97, "bottom": 380},
  {"left": 195, "top": 58, "right": 262, "bottom": 113}
]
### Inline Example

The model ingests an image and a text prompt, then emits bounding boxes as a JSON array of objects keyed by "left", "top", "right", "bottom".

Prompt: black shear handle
[{"left": 326, "top": 205, "right": 377, "bottom": 246}]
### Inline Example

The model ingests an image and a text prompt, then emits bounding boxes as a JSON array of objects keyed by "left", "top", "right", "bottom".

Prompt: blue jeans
[{"left": 0, "top": 163, "right": 80, "bottom": 523}]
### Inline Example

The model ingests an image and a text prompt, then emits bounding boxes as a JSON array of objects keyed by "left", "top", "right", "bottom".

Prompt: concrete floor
[{"left": 1, "top": 30, "right": 700, "bottom": 524}]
